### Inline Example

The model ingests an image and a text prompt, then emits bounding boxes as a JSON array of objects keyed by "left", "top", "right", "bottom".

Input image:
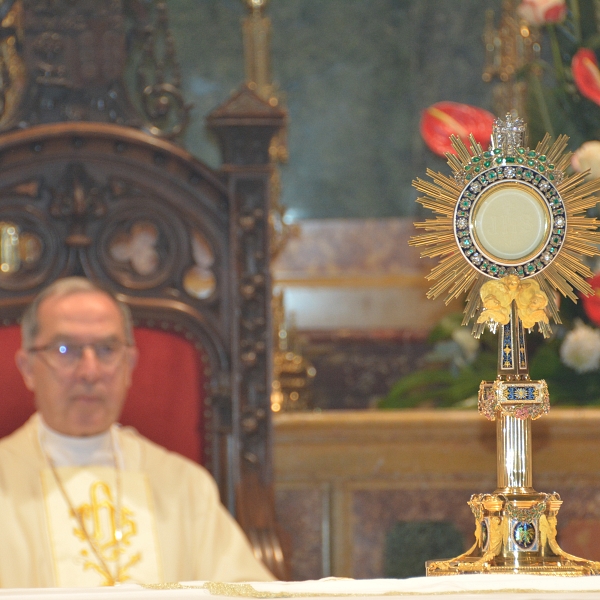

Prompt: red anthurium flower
[
  {"left": 572, "top": 48, "right": 600, "bottom": 106},
  {"left": 420, "top": 102, "right": 496, "bottom": 157},
  {"left": 581, "top": 273, "right": 600, "bottom": 326}
]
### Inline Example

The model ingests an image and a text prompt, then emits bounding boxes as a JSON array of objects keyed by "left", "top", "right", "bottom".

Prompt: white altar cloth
[{"left": 2, "top": 575, "right": 600, "bottom": 600}]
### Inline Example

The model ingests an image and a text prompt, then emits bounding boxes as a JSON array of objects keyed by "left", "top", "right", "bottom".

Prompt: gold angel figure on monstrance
[{"left": 411, "top": 113, "right": 600, "bottom": 575}]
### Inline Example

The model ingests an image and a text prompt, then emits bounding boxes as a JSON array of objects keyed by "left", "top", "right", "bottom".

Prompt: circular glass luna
[{"left": 471, "top": 183, "right": 550, "bottom": 263}]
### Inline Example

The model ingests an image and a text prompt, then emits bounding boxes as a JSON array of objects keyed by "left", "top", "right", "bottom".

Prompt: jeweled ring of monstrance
[{"left": 411, "top": 113, "right": 600, "bottom": 576}]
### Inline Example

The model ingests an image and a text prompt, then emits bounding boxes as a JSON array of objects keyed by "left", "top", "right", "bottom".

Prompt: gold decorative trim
[
  {"left": 273, "top": 274, "right": 428, "bottom": 288},
  {"left": 477, "top": 379, "right": 549, "bottom": 421},
  {"left": 193, "top": 581, "right": 600, "bottom": 597}
]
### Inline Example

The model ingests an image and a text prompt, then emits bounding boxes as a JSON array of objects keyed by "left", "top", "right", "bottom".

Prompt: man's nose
[{"left": 75, "top": 345, "right": 102, "bottom": 379}]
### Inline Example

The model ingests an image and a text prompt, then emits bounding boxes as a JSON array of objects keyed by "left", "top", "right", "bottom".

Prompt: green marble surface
[{"left": 170, "top": 0, "right": 501, "bottom": 219}]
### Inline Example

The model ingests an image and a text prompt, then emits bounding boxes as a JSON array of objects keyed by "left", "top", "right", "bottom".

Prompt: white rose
[
  {"left": 572, "top": 141, "right": 600, "bottom": 180},
  {"left": 560, "top": 321, "right": 600, "bottom": 373}
]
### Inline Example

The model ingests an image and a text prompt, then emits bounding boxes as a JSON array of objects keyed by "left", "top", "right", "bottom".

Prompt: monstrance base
[
  {"left": 425, "top": 491, "right": 600, "bottom": 577},
  {"left": 426, "top": 557, "right": 599, "bottom": 577}
]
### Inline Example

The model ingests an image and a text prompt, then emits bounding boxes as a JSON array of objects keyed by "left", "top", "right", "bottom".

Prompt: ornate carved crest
[{"left": 0, "top": 0, "right": 189, "bottom": 137}]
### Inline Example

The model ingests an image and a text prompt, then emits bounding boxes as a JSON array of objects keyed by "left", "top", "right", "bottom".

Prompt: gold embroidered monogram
[
  {"left": 41, "top": 467, "right": 162, "bottom": 587},
  {"left": 72, "top": 480, "right": 140, "bottom": 584}
]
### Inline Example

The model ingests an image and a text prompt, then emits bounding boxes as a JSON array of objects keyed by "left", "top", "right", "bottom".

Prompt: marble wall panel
[
  {"left": 297, "top": 331, "right": 429, "bottom": 410},
  {"left": 352, "top": 489, "right": 476, "bottom": 579},
  {"left": 551, "top": 487, "right": 600, "bottom": 561},
  {"left": 273, "top": 218, "right": 425, "bottom": 279},
  {"left": 169, "top": 0, "right": 502, "bottom": 219},
  {"left": 275, "top": 487, "right": 325, "bottom": 581}
]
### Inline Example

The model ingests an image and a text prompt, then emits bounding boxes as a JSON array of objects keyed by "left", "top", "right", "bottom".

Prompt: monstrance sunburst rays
[{"left": 410, "top": 114, "right": 600, "bottom": 338}]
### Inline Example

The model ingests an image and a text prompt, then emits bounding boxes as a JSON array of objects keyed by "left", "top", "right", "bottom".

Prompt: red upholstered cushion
[
  {"left": 122, "top": 328, "right": 204, "bottom": 464},
  {"left": 0, "top": 326, "right": 204, "bottom": 464},
  {"left": 0, "top": 326, "right": 35, "bottom": 437}
]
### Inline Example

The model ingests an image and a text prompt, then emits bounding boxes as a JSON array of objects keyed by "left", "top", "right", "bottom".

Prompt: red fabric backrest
[
  {"left": 0, "top": 325, "right": 204, "bottom": 464},
  {"left": 0, "top": 326, "right": 35, "bottom": 436},
  {"left": 123, "top": 328, "right": 204, "bottom": 464}
]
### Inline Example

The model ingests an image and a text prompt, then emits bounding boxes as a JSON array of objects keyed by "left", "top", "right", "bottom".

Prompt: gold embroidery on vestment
[{"left": 70, "top": 479, "right": 141, "bottom": 585}]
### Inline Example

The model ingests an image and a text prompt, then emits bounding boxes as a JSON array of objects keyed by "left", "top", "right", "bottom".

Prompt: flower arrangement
[
  {"left": 381, "top": 0, "right": 600, "bottom": 410},
  {"left": 379, "top": 290, "right": 600, "bottom": 408},
  {"left": 523, "top": 0, "right": 600, "bottom": 148},
  {"left": 421, "top": 0, "right": 600, "bottom": 158}
]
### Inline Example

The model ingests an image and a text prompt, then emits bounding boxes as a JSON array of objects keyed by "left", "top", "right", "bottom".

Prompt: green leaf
[{"left": 378, "top": 369, "right": 455, "bottom": 409}]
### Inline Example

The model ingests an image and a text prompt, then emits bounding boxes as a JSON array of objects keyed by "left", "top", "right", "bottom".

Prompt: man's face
[{"left": 16, "top": 291, "right": 138, "bottom": 436}]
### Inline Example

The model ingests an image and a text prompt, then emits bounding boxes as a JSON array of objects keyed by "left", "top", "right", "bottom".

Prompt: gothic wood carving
[
  {"left": 0, "top": 1, "right": 287, "bottom": 578},
  {"left": 207, "top": 85, "right": 288, "bottom": 579},
  {"left": 0, "top": 0, "right": 189, "bottom": 137}
]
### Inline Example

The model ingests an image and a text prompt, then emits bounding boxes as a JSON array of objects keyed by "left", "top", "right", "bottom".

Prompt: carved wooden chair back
[
  {"left": 0, "top": 117, "right": 287, "bottom": 579},
  {"left": 0, "top": 121, "right": 229, "bottom": 470},
  {"left": 0, "top": 0, "right": 288, "bottom": 578}
]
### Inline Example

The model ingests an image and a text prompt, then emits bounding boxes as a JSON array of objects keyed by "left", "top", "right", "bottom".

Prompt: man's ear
[
  {"left": 125, "top": 346, "right": 139, "bottom": 386},
  {"left": 15, "top": 349, "right": 35, "bottom": 392},
  {"left": 128, "top": 346, "right": 139, "bottom": 370}
]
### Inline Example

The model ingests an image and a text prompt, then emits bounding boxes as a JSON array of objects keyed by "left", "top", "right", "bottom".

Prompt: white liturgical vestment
[{"left": 0, "top": 414, "right": 274, "bottom": 588}]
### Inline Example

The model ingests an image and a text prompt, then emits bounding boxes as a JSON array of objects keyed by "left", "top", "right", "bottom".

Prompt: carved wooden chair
[{"left": 0, "top": 0, "right": 288, "bottom": 580}]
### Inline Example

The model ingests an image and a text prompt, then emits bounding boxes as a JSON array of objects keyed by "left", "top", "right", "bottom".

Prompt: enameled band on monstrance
[{"left": 411, "top": 113, "right": 600, "bottom": 576}]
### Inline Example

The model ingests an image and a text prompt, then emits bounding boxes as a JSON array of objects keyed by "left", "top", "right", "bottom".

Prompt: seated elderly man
[{"left": 0, "top": 277, "right": 274, "bottom": 588}]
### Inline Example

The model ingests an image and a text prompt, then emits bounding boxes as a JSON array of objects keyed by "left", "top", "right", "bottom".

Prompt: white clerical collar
[{"left": 37, "top": 414, "right": 122, "bottom": 468}]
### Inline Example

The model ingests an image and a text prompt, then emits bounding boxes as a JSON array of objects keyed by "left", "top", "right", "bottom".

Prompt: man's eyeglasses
[{"left": 27, "top": 340, "right": 131, "bottom": 370}]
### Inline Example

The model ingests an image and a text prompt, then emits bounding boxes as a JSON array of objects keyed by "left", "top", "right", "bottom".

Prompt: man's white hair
[{"left": 21, "top": 277, "right": 135, "bottom": 348}]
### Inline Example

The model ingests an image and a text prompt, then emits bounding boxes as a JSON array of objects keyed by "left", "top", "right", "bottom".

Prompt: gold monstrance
[{"left": 412, "top": 113, "right": 600, "bottom": 576}]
